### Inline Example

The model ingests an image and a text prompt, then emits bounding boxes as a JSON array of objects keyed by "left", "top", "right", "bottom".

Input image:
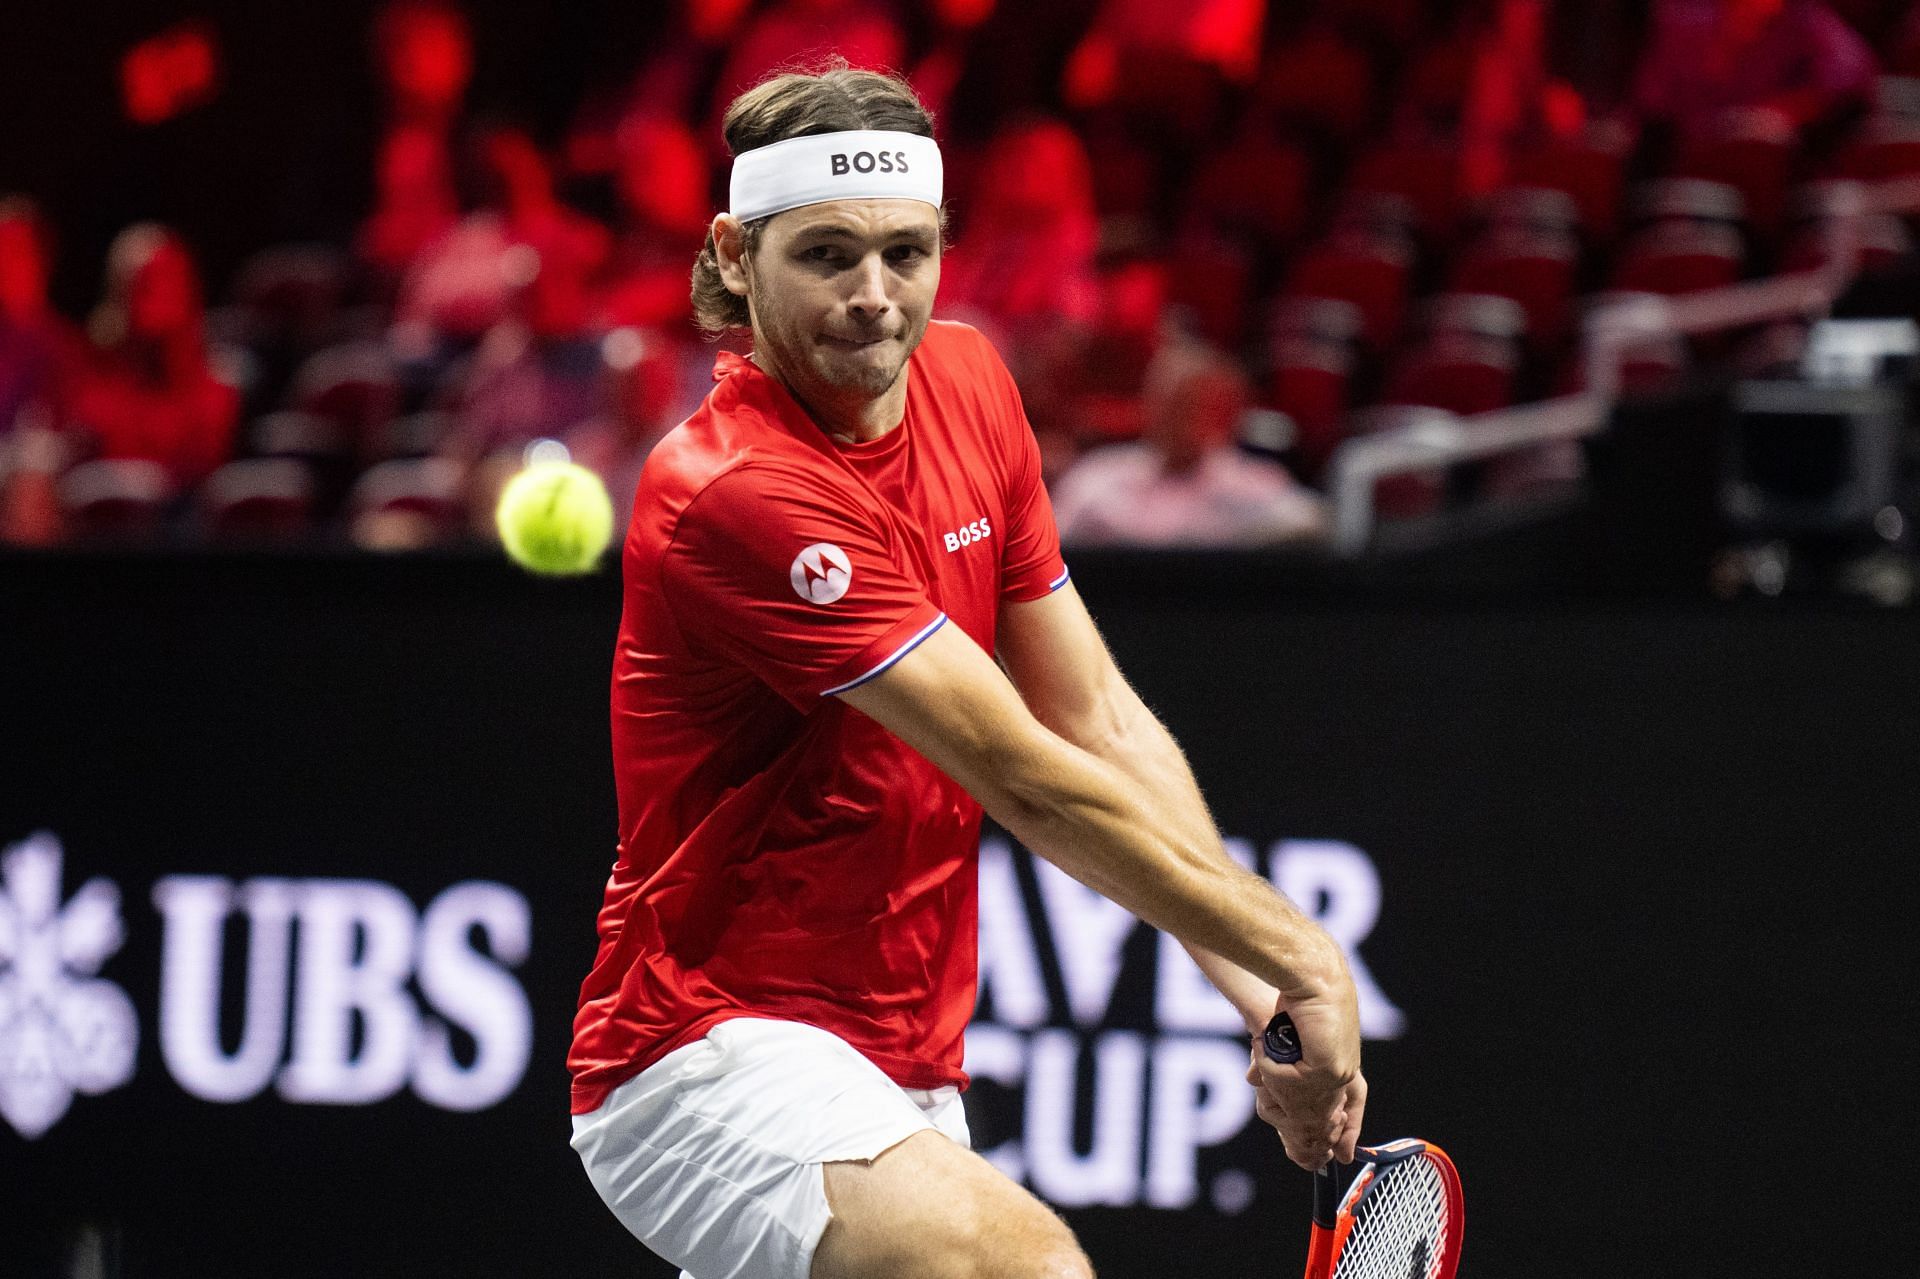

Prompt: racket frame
[{"left": 1261, "top": 1013, "right": 1464, "bottom": 1278}]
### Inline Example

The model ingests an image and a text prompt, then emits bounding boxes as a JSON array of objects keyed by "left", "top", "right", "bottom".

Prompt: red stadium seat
[
  {"left": 1184, "top": 133, "right": 1312, "bottom": 245},
  {"left": 346, "top": 457, "right": 467, "bottom": 548},
  {"left": 1627, "top": 178, "right": 1747, "bottom": 233},
  {"left": 1779, "top": 215, "right": 1914, "bottom": 273},
  {"left": 1322, "top": 0, "right": 1422, "bottom": 43},
  {"left": 57, "top": 460, "right": 175, "bottom": 539},
  {"left": 1380, "top": 333, "right": 1518, "bottom": 418},
  {"left": 1673, "top": 110, "right": 1797, "bottom": 240},
  {"left": 198, "top": 458, "right": 315, "bottom": 540},
  {"left": 1267, "top": 296, "right": 1366, "bottom": 347},
  {"left": 1510, "top": 122, "right": 1634, "bottom": 242},
  {"left": 248, "top": 409, "right": 357, "bottom": 512},
  {"left": 1345, "top": 137, "right": 1462, "bottom": 239},
  {"left": 1469, "top": 185, "right": 1584, "bottom": 241},
  {"left": 1263, "top": 334, "right": 1353, "bottom": 478},
  {"left": 291, "top": 341, "right": 401, "bottom": 438},
  {"left": 1559, "top": 297, "right": 1692, "bottom": 396},
  {"left": 1833, "top": 120, "right": 1920, "bottom": 182},
  {"left": 368, "top": 410, "right": 452, "bottom": 461},
  {"left": 1876, "top": 75, "right": 1920, "bottom": 118},
  {"left": 1254, "top": 25, "right": 1376, "bottom": 142},
  {"left": 250, "top": 409, "right": 348, "bottom": 460},
  {"left": 1343, "top": 405, "right": 1448, "bottom": 518},
  {"left": 1419, "top": 293, "right": 1528, "bottom": 345},
  {"left": 1448, "top": 227, "right": 1579, "bottom": 350},
  {"left": 1282, "top": 228, "right": 1413, "bottom": 353},
  {"left": 1326, "top": 189, "right": 1422, "bottom": 245},
  {"left": 228, "top": 244, "right": 354, "bottom": 346},
  {"left": 1166, "top": 234, "right": 1257, "bottom": 348},
  {"left": 1609, "top": 224, "right": 1745, "bottom": 296}
]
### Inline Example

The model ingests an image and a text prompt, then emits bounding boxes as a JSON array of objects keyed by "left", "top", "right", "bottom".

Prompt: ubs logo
[
  {"left": 831, "top": 151, "right": 910, "bottom": 176},
  {"left": 0, "top": 832, "right": 139, "bottom": 1139}
]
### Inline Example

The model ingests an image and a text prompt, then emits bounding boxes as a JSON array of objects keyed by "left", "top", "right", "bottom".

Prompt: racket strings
[{"left": 1331, "top": 1156, "right": 1452, "bottom": 1279}]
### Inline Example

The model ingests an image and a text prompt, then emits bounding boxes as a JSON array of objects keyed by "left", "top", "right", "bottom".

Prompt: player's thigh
[{"left": 813, "top": 1130, "right": 1093, "bottom": 1279}]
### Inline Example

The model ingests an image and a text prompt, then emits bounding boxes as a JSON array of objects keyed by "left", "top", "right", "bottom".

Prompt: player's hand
[{"left": 1246, "top": 988, "right": 1366, "bottom": 1172}]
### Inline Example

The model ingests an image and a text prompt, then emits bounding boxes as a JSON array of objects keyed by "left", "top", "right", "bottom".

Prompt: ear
[{"left": 712, "top": 214, "right": 751, "bottom": 299}]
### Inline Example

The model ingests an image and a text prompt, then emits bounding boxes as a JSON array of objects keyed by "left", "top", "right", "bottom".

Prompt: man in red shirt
[{"left": 569, "top": 64, "right": 1366, "bottom": 1279}]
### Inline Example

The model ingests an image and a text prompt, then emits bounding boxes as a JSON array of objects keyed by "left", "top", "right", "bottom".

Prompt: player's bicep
[
  {"left": 996, "top": 581, "right": 1138, "bottom": 747},
  {"left": 662, "top": 469, "right": 942, "bottom": 707},
  {"left": 836, "top": 618, "right": 1060, "bottom": 821}
]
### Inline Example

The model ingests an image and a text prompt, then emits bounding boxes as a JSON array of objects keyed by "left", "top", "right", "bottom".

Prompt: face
[
  {"left": 1145, "top": 363, "right": 1245, "bottom": 469},
  {"left": 0, "top": 216, "right": 48, "bottom": 316},
  {"left": 382, "top": 7, "right": 471, "bottom": 108},
  {"left": 723, "top": 199, "right": 941, "bottom": 405},
  {"left": 126, "top": 239, "right": 200, "bottom": 339},
  {"left": 615, "top": 118, "right": 709, "bottom": 235}
]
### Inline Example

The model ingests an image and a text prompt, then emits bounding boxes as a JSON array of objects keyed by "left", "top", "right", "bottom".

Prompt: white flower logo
[{"left": 0, "top": 832, "right": 139, "bottom": 1139}]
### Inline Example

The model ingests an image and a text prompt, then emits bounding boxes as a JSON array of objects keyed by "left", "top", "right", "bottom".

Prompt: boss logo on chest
[
  {"left": 830, "top": 151, "right": 911, "bottom": 175},
  {"left": 943, "top": 517, "right": 992, "bottom": 553}
]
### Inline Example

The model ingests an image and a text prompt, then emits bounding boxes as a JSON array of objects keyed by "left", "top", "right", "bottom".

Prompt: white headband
[{"left": 728, "top": 130, "right": 943, "bottom": 223}]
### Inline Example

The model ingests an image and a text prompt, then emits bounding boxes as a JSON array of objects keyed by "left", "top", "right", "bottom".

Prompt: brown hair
[{"left": 691, "top": 60, "right": 939, "bottom": 335}]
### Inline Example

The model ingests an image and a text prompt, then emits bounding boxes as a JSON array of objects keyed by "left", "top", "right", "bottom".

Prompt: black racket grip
[{"left": 1262, "top": 1011, "right": 1303, "bottom": 1063}]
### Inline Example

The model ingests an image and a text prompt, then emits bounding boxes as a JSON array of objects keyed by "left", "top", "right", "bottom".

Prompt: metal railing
[{"left": 1325, "top": 174, "right": 1920, "bottom": 557}]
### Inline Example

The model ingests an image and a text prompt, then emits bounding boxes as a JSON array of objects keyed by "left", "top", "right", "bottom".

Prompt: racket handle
[
  {"left": 1265, "top": 1010, "right": 1343, "bottom": 1222},
  {"left": 1262, "top": 1011, "right": 1302, "bottom": 1063}
]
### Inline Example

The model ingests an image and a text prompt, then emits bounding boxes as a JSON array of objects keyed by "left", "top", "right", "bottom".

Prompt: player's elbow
[{"left": 947, "top": 718, "right": 1071, "bottom": 832}]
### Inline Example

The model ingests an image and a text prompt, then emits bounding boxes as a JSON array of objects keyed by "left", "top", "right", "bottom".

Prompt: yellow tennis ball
[{"left": 495, "top": 460, "right": 615, "bottom": 576}]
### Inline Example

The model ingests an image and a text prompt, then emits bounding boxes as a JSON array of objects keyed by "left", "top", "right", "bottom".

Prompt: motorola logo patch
[{"left": 790, "top": 543, "right": 853, "bottom": 604}]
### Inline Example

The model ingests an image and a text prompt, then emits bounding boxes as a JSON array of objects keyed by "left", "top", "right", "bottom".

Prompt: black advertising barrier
[{"left": 1, "top": 550, "right": 1912, "bottom": 1278}]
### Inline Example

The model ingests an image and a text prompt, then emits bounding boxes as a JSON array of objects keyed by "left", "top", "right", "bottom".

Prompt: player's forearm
[
  {"left": 989, "top": 732, "right": 1344, "bottom": 1005},
  {"left": 1176, "top": 941, "right": 1278, "bottom": 1035},
  {"left": 1049, "top": 687, "right": 1285, "bottom": 1030}
]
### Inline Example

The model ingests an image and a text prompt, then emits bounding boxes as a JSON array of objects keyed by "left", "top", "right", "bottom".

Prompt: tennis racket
[{"left": 1262, "top": 1013, "right": 1464, "bottom": 1279}]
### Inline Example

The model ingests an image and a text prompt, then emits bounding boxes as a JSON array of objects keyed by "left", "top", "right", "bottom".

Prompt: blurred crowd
[{"left": 3, "top": 0, "right": 1917, "bottom": 553}]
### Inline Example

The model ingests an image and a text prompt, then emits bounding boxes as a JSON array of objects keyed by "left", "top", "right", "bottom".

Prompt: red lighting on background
[{"left": 122, "top": 22, "right": 222, "bottom": 126}]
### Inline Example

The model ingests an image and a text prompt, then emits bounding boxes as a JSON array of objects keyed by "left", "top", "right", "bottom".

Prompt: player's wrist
[{"left": 1272, "top": 932, "right": 1349, "bottom": 1006}]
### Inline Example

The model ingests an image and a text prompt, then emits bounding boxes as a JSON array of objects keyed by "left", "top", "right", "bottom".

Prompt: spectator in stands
[
  {"left": 940, "top": 116, "right": 1101, "bottom": 334},
  {"left": 1061, "top": 0, "right": 1262, "bottom": 140},
  {"left": 434, "top": 243, "right": 604, "bottom": 462},
  {"left": 1629, "top": 0, "right": 1877, "bottom": 136},
  {"left": 938, "top": 117, "right": 1104, "bottom": 441},
  {"left": 374, "top": 0, "right": 471, "bottom": 131},
  {"left": 705, "top": 0, "right": 905, "bottom": 139},
  {"left": 1250, "top": 13, "right": 1378, "bottom": 146},
  {"left": 358, "top": 123, "right": 462, "bottom": 286},
  {"left": 596, "top": 114, "right": 710, "bottom": 332},
  {"left": 66, "top": 224, "right": 238, "bottom": 490},
  {"left": 0, "top": 197, "right": 79, "bottom": 543},
  {"left": 562, "top": 325, "right": 685, "bottom": 527},
  {"left": 1051, "top": 343, "right": 1327, "bottom": 547},
  {"left": 1395, "top": 0, "right": 1588, "bottom": 197},
  {"left": 361, "top": 3, "right": 471, "bottom": 287},
  {"left": 392, "top": 123, "right": 612, "bottom": 349},
  {"left": 0, "top": 198, "right": 80, "bottom": 432}
]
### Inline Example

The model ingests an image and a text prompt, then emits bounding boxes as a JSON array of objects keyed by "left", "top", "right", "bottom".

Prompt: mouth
[{"left": 821, "top": 333, "right": 892, "bottom": 350}]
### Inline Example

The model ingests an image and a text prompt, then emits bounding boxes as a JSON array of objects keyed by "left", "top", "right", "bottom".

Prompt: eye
[
  {"left": 885, "top": 245, "right": 928, "bottom": 264},
  {"left": 803, "top": 245, "right": 842, "bottom": 263}
]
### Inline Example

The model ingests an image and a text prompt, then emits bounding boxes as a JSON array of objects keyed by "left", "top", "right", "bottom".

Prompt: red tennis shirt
[{"left": 569, "top": 319, "right": 1068, "bottom": 1114}]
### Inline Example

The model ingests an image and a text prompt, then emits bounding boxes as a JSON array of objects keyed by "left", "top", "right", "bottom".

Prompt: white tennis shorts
[{"left": 571, "top": 1017, "right": 971, "bottom": 1279}]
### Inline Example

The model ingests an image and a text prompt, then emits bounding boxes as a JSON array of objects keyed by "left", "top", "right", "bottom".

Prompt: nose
[{"left": 845, "top": 253, "right": 891, "bottom": 324}]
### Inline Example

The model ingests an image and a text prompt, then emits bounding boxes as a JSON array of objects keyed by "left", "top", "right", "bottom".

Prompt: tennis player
[{"left": 568, "top": 64, "right": 1367, "bottom": 1279}]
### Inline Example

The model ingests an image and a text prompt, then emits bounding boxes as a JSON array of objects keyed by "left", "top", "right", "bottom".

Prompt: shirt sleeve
[
  {"left": 660, "top": 464, "right": 946, "bottom": 708},
  {"left": 979, "top": 339, "right": 1070, "bottom": 601}
]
